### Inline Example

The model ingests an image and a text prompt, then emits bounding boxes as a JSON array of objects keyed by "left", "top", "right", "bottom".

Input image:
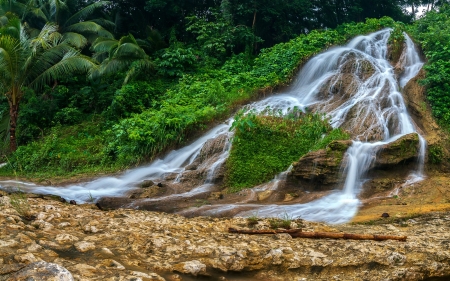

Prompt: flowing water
[{"left": 0, "top": 29, "right": 425, "bottom": 224}]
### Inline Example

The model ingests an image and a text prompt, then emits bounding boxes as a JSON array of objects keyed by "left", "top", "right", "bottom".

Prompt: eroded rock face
[
  {"left": 288, "top": 134, "right": 421, "bottom": 194},
  {"left": 288, "top": 140, "right": 352, "bottom": 191},
  {"left": 374, "top": 133, "right": 420, "bottom": 167},
  {"left": 1, "top": 195, "right": 450, "bottom": 281}
]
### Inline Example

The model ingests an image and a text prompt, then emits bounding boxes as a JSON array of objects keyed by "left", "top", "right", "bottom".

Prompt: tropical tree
[
  {"left": 0, "top": 20, "right": 97, "bottom": 151},
  {"left": 90, "top": 34, "right": 154, "bottom": 84},
  {"left": 1, "top": 0, "right": 114, "bottom": 49}
]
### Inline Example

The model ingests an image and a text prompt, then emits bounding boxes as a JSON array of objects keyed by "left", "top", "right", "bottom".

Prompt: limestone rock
[
  {"left": 288, "top": 140, "right": 352, "bottom": 191},
  {"left": 173, "top": 260, "right": 207, "bottom": 276},
  {"left": 257, "top": 190, "right": 273, "bottom": 201},
  {"left": 375, "top": 133, "right": 419, "bottom": 166},
  {"left": 74, "top": 241, "right": 95, "bottom": 252},
  {"left": 6, "top": 261, "right": 73, "bottom": 281}
]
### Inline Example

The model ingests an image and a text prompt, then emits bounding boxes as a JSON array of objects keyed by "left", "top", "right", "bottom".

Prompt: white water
[
  {"left": 0, "top": 30, "right": 425, "bottom": 224},
  {"left": 235, "top": 30, "right": 426, "bottom": 223},
  {"left": 0, "top": 121, "right": 232, "bottom": 202},
  {"left": 399, "top": 33, "right": 424, "bottom": 88}
]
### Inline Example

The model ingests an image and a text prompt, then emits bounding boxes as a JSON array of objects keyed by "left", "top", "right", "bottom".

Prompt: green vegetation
[
  {"left": 1, "top": 0, "right": 447, "bottom": 180},
  {"left": 0, "top": 16, "right": 396, "bottom": 178},
  {"left": 409, "top": 5, "right": 450, "bottom": 128},
  {"left": 9, "top": 190, "right": 33, "bottom": 220},
  {"left": 388, "top": 22, "right": 406, "bottom": 62},
  {"left": 225, "top": 109, "right": 350, "bottom": 192}
]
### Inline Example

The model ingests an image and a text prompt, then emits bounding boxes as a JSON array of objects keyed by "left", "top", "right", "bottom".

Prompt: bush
[
  {"left": 107, "top": 81, "right": 159, "bottom": 119},
  {"left": 409, "top": 6, "right": 450, "bottom": 127},
  {"left": 224, "top": 109, "right": 349, "bottom": 192}
]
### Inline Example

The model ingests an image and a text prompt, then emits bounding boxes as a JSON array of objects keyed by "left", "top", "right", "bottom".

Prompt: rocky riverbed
[{"left": 1, "top": 193, "right": 450, "bottom": 281}]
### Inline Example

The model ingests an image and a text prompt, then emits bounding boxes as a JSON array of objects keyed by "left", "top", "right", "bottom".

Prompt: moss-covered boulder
[
  {"left": 287, "top": 140, "right": 352, "bottom": 191},
  {"left": 375, "top": 133, "right": 420, "bottom": 166}
]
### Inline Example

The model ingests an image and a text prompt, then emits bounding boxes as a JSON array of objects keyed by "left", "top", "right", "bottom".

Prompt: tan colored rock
[
  {"left": 257, "top": 190, "right": 273, "bottom": 201},
  {"left": 14, "top": 253, "right": 39, "bottom": 264},
  {"left": 173, "top": 260, "right": 206, "bottom": 276},
  {"left": 73, "top": 263, "right": 97, "bottom": 277},
  {"left": 55, "top": 234, "right": 79, "bottom": 244},
  {"left": 288, "top": 140, "right": 352, "bottom": 191},
  {"left": 375, "top": 133, "right": 420, "bottom": 166},
  {"left": 74, "top": 241, "right": 95, "bottom": 252},
  {"left": 6, "top": 261, "right": 73, "bottom": 281}
]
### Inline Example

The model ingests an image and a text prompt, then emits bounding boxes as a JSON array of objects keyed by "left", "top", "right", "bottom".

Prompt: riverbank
[{"left": 1, "top": 192, "right": 449, "bottom": 281}]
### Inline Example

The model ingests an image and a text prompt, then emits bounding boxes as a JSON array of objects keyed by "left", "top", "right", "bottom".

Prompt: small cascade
[
  {"left": 0, "top": 121, "right": 232, "bottom": 202},
  {"left": 399, "top": 33, "right": 424, "bottom": 88},
  {"left": 204, "top": 133, "right": 233, "bottom": 184}
]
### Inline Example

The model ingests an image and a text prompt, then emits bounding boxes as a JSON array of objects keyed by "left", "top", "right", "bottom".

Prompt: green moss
[{"left": 225, "top": 110, "right": 349, "bottom": 192}]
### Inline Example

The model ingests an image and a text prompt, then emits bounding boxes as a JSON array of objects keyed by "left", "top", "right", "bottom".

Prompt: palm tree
[
  {"left": 0, "top": 20, "right": 97, "bottom": 151},
  {"left": 90, "top": 34, "right": 154, "bottom": 84},
  {"left": 1, "top": 0, "right": 114, "bottom": 49}
]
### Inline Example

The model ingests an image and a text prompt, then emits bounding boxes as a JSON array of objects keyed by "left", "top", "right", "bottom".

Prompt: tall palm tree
[
  {"left": 1, "top": 0, "right": 114, "bottom": 49},
  {"left": 0, "top": 20, "right": 97, "bottom": 151},
  {"left": 90, "top": 34, "right": 154, "bottom": 84}
]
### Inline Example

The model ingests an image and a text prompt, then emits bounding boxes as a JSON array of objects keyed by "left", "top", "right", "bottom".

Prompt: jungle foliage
[
  {"left": 409, "top": 4, "right": 450, "bottom": 127},
  {"left": 0, "top": 0, "right": 446, "bottom": 179}
]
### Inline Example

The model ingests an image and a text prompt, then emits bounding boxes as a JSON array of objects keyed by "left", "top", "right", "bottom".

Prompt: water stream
[{"left": 0, "top": 29, "right": 425, "bottom": 224}]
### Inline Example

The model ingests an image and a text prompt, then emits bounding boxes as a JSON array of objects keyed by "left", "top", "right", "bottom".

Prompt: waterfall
[
  {"left": 0, "top": 30, "right": 425, "bottom": 224},
  {"left": 236, "top": 30, "right": 426, "bottom": 223}
]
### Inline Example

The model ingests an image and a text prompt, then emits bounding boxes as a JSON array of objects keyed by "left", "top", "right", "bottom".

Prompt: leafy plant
[
  {"left": 225, "top": 110, "right": 349, "bottom": 192},
  {"left": 9, "top": 189, "right": 33, "bottom": 220}
]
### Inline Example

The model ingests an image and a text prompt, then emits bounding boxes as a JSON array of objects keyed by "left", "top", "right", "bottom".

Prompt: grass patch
[
  {"left": 0, "top": 118, "right": 122, "bottom": 179},
  {"left": 224, "top": 109, "right": 349, "bottom": 192}
]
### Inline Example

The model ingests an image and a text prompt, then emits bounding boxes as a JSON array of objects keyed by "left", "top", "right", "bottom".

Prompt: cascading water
[
  {"left": 234, "top": 30, "right": 426, "bottom": 223},
  {"left": 0, "top": 29, "right": 425, "bottom": 224},
  {"left": 0, "top": 121, "right": 232, "bottom": 202}
]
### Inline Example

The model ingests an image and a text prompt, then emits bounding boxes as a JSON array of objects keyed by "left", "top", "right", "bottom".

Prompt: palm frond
[
  {"left": 123, "top": 59, "right": 154, "bottom": 85},
  {"left": 118, "top": 34, "right": 138, "bottom": 45},
  {"left": 90, "top": 37, "right": 117, "bottom": 62},
  {"left": 25, "top": 43, "right": 74, "bottom": 80},
  {"left": 91, "top": 37, "right": 117, "bottom": 52},
  {"left": 0, "top": 35, "right": 21, "bottom": 74},
  {"left": 98, "top": 58, "right": 131, "bottom": 76},
  {"left": 65, "top": 21, "right": 112, "bottom": 38},
  {"left": 114, "top": 43, "right": 147, "bottom": 59},
  {"left": 30, "top": 22, "right": 60, "bottom": 51},
  {"left": 49, "top": 0, "right": 69, "bottom": 21},
  {"left": 62, "top": 32, "right": 87, "bottom": 49},
  {"left": 64, "top": 1, "right": 110, "bottom": 27},
  {"left": 90, "top": 18, "right": 115, "bottom": 30},
  {"left": 28, "top": 7, "right": 48, "bottom": 22},
  {"left": 29, "top": 52, "right": 96, "bottom": 89}
]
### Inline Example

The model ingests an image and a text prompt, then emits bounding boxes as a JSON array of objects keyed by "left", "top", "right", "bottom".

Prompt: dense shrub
[
  {"left": 409, "top": 5, "right": 450, "bottom": 126},
  {"left": 225, "top": 110, "right": 349, "bottom": 192}
]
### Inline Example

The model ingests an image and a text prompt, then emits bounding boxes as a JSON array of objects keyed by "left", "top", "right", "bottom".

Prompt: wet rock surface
[
  {"left": 374, "top": 133, "right": 420, "bottom": 167},
  {"left": 288, "top": 140, "right": 352, "bottom": 191},
  {"left": 1, "top": 195, "right": 450, "bottom": 281}
]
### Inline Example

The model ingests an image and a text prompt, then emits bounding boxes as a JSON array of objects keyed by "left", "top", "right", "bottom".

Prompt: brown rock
[
  {"left": 375, "top": 133, "right": 419, "bottom": 166},
  {"left": 139, "top": 180, "right": 154, "bottom": 188},
  {"left": 288, "top": 140, "right": 352, "bottom": 191}
]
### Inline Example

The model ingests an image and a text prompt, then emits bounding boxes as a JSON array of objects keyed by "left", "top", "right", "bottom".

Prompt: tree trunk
[
  {"left": 9, "top": 102, "right": 19, "bottom": 152},
  {"left": 252, "top": 10, "right": 257, "bottom": 53}
]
